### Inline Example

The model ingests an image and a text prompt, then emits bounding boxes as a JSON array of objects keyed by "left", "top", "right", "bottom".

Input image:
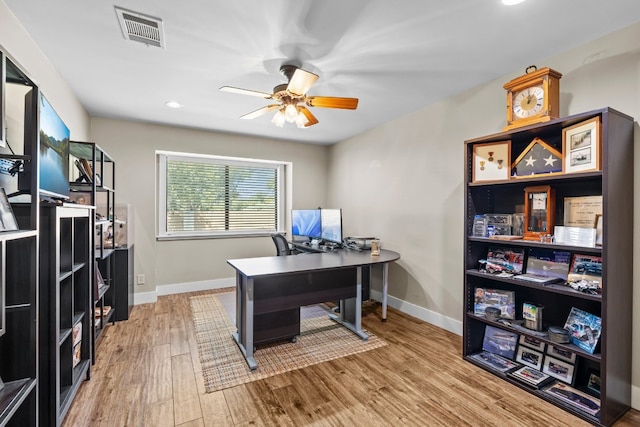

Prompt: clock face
[{"left": 513, "top": 86, "right": 545, "bottom": 119}]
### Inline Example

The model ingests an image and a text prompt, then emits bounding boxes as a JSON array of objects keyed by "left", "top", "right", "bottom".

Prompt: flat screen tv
[
  {"left": 320, "top": 208, "right": 342, "bottom": 244},
  {"left": 291, "top": 209, "right": 321, "bottom": 239},
  {"left": 19, "top": 92, "right": 70, "bottom": 200}
]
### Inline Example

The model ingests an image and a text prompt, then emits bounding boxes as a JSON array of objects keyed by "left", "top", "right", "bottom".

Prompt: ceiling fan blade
[
  {"left": 286, "top": 68, "right": 319, "bottom": 96},
  {"left": 220, "top": 86, "right": 273, "bottom": 99},
  {"left": 306, "top": 96, "right": 358, "bottom": 110},
  {"left": 298, "top": 106, "right": 319, "bottom": 127},
  {"left": 240, "top": 104, "right": 281, "bottom": 119}
]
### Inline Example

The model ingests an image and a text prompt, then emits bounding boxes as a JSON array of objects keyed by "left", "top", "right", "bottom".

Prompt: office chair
[{"left": 271, "top": 233, "right": 291, "bottom": 256}]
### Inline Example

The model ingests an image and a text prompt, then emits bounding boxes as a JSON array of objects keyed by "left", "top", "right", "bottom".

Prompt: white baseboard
[
  {"left": 133, "top": 277, "right": 235, "bottom": 305},
  {"left": 369, "top": 289, "right": 462, "bottom": 336},
  {"left": 633, "top": 385, "right": 640, "bottom": 411}
]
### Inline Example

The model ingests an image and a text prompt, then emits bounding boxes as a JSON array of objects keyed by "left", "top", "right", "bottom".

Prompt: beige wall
[
  {"left": 327, "top": 22, "right": 640, "bottom": 408},
  {"left": 0, "top": 2, "right": 90, "bottom": 140},
  {"left": 89, "top": 118, "right": 328, "bottom": 293}
]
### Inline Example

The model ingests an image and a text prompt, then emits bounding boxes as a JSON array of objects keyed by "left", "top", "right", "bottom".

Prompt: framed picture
[
  {"left": 542, "top": 356, "right": 575, "bottom": 384},
  {"left": 0, "top": 188, "right": 19, "bottom": 232},
  {"left": 474, "top": 288, "right": 516, "bottom": 319},
  {"left": 543, "top": 382, "right": 601, "bottom": 416},
  {"left": 586, "top": 370, "right": 601, "bottom": 396},
  {"left": 519, "top": 335, "right": 545, "bottom": 352},
  {"left": 547, "top": 344, "right": 576, "bottom": 364},
  {"left": 515, "top": 345, "right": 543, "bottom": 370},
  {"left": 567, "top": 254, "right": 602, "bottom": 288},
  {"left": 594, "top": 214, "right": 603, "bottom": 246},
  {"left": 563, "top": 117, "right": 601, "bottom": 174},
  {"left": 482, "top": 325, "right": 518, "bottom": 359},
  {"left": 472, "top": 141, "right": 511, "bottom": 183},
  {"left": 468, "top": 350, "right": 520, "bottom": 373},
  {"left": 508, "top": 366, "right": 552, "bottom": 388}
]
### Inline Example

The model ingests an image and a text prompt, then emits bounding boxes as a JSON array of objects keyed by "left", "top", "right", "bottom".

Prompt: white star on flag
[
  {"left": 544, "top": 155, "right": 558, "bottom": 166},
  {"left": 525, "top": 155, "right": 536, "bottom": 167}
]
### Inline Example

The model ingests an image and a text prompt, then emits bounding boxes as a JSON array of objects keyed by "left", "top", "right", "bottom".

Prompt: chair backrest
[{"left": 271, "top": 233, "right": 291, "bottom": 256}]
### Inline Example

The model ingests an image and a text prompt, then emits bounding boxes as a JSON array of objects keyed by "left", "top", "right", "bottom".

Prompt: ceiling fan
[{"left": 220, "top": 65, "right": 358, "bottom": 128}]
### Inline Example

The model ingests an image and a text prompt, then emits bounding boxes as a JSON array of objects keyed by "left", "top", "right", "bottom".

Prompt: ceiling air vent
[{"left": 115, "top": 6, "right": 165, "bottom": 48}]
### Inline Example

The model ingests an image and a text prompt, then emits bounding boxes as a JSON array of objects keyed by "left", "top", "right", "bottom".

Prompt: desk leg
[
  {"left": 329, "top": 280, "right": 368, "bottom": 341},
  {"left": 382, "top": 262, "right": 389, "bottom": 322},
  {"left": 232, "top": 274, "right": 257, "bottom": 370}
]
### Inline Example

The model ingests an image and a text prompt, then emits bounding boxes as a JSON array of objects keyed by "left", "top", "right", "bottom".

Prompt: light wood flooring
[{"left": 63, "top": 291, "right": 640, "bottom": 426}]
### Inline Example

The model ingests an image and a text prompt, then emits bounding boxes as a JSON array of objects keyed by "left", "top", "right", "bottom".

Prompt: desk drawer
[{"left": 254, "top": 267, "right": 357, "bottom": 314}]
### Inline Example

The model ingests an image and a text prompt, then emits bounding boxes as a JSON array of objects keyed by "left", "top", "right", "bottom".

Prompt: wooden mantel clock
[
  {"left": 523, "top": 185, "right": 555, "bottom": 241},
  {"left": 503, "top": 66, "right": 562, "bottom": 131}
]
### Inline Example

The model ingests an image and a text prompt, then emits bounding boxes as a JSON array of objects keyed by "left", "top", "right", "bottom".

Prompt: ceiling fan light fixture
[
  {"left": 501, "top": 0, "right": 526, "bottom": 5},
  {"left": 295, "top": 113, "right": 308, "bottom": 128},
  {"left": 272, "top": 110, "right": 286, "bottom": 127},
  {"left": 284, "top": 104, "right": 299, "bottom": 123}
]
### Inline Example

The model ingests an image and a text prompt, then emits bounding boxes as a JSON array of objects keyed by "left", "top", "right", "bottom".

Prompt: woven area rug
[{"left": 190, "top": 292, "right": 387, "bottom": 393}]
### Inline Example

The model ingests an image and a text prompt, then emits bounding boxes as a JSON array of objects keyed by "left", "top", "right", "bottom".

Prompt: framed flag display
[{"left": 511, "top": 137, "right": 562, "bottom": 178}]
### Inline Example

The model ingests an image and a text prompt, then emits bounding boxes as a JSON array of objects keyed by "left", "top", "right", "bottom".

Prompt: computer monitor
[
  {"left": 291, "top": 209, "right": 322, "bottom": 239},
  {"left": 321, "top": 208, "right": 342, "bottom": 244}
]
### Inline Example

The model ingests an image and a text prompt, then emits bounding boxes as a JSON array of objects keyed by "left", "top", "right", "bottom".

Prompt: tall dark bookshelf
[
  {"left": 0, "top": 50, "right": 39, "bottom": 426},
  {"left": 36, "top": 205, "right": 92, "bottom": 426},
  {"left": 68, "top": 141, "right": 116, "bottom": 362},
  {"left": 463, "top": 108, "right": 633, "bottom": 426}
]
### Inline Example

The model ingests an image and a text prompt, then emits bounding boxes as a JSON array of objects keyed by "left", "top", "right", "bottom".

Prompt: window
[{"left": 157, "top": 151, "right": 286, "bottom": 239}]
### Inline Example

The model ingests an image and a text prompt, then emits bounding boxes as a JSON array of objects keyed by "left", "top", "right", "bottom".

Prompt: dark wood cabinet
[{"left": 463, "top": 108, "right": 633, "bottom": 426}]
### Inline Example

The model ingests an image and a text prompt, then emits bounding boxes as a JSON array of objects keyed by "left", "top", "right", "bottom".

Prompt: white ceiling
[{"left": 5, "top": 0, "right": 640, "bottom": 145}]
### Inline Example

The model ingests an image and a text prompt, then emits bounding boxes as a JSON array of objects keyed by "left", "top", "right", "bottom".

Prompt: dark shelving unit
[
  {"left": 36, "top": 205, "right": 93, "bottom": 426},
  {"left": 68, "top": 141, "right": 116, "bottom": 362},
  {"left": 463, "top": 108, "right": 634, "bottom": 426},
  {"left": 0, "top": 50, "right": 39, "bottom": 427}
]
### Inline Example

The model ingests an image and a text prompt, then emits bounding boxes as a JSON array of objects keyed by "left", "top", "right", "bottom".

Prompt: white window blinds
[{"left": 158, "top": 152, "right": 285, "bottom": 239}]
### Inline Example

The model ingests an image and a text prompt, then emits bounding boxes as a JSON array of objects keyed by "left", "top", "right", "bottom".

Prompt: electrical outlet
[{"left": 137, "top": 274, "right": 145, "bottom": 285}]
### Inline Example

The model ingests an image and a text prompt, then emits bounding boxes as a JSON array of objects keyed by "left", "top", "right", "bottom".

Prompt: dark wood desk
[{"left": 227, "top": 249, "right": 400, "bottom": 370}]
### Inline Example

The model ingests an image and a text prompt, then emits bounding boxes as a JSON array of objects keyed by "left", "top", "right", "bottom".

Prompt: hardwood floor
[{"left": 63, "top": 291, "right": 640, "bottom": 426}]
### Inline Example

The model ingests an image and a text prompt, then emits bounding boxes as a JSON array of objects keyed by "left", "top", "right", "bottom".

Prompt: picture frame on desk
[
  {"left": 472, "top": 141, "right": 511, "bottom": 183},
  {"left": 563, "top": 117, "right": 601, "bottom": 174}
]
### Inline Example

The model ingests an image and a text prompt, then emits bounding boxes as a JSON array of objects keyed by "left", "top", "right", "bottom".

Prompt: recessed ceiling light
[
  {"left": 502, "top": 0, "right": 526, "bottom": 5},
  {"left": 165, "top": 101, "right": 183, "bottom": 109}
]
